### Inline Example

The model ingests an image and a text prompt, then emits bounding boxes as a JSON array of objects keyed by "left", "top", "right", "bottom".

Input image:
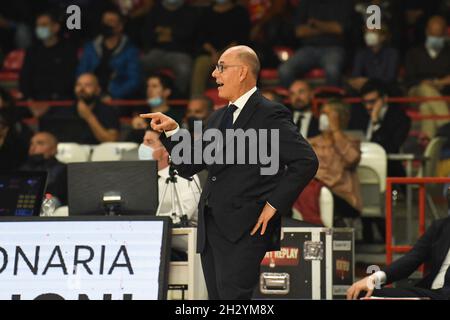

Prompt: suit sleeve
[
  {"left": 265, "top": 104, "right": 319, "bottom": 214},
  {"left": 382, "top": 220, "right": 438, "bottom": 285}
]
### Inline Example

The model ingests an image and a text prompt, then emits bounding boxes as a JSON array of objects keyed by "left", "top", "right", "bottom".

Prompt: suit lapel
[{"left": 210, "top": 90, "right": 262, "bottom": 175}]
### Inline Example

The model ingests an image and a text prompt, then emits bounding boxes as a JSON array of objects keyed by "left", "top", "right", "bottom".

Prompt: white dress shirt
[
  {"left": 229, "top": 86, "right": 257, "bottom": 123},
  {"left": 366, "top": 105, "right": 388, "bottom": 141},
  {"left": 432, "top": 248, "right": 450, "bottom": 289},
  {"left": 157, "top": 166, "right": 201, "bottom": 223}
]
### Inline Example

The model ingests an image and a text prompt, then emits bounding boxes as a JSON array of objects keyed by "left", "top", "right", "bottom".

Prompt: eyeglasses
[{"left": 215, "top": 63, "right": 242, "bottom": 73}]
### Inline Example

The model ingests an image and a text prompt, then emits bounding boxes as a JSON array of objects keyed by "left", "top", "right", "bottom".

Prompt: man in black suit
[
  {"left": 141, "top": 45, "right": 318, "bottom": 299},
  {"left": 360, "top": 79, "right": 411, "bottom": 177},
  {"left": 288, "top": 80, "right": 320, "bottom": 139},
  {"left": 347, "top": 217, "right": 450, "bottom": 300}
]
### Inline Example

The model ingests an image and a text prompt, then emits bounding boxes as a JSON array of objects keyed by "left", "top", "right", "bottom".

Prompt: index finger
[{"left": 139, "top": 113, "right": 160, "bottom": 119}]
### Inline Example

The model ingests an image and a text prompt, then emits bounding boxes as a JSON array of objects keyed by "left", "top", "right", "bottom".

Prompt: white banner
[{"left": 0, "top": 219, "right": 169, "bottom": 300}]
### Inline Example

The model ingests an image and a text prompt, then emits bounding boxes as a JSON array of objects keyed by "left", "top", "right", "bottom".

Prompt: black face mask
[
  {"left": 28, "top": 154, "right": 46, "bottom": 166},
  {"left": 80, "top": 95, "right": 98, "bottom": 106},
  {"left": 100, "top": 24, "right": 115, "bottom": 38}
]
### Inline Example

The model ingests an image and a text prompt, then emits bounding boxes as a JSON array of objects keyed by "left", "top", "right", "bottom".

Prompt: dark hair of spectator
[
  {"left": 36, "top": 10, "right": 61, "bottom": 24},
  {"left": 148, "top": 73, "right": 174, "bottom": 92},
  {"left": 103, "top": 7, "right": 126, "bottom": 24},
  {"left": 360, "top": 79, "right": 388, "bottom": 97}
]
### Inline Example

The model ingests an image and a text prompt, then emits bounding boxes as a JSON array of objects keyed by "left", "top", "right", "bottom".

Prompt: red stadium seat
[
  {"left": 0, "top": 49, "right": 25, "bottom": 82},
  {"left": 305, "top": 68, "right": 326, "bottom": 79}
]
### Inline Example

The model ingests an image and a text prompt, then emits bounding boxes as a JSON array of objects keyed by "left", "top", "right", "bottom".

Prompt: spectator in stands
[
  {"left": 242, "top": 0, "right": 287, "bottom": 68},
  {"left": 347, "top": 216, "right": 450, "bottom": 300},
  {"left": 131, "top": 73, "right": 185, "bottom": 131},
  {"left": 405, "top": 15, "right": 450, "bottom": 138},
  {"left": 0, "top": 108, "right": 29, "bottom": 171},
  {"left": 190, "top": 0, "right": 250, "bottom": 96},
  {"left": 0, "top": 87, "right": 32, "bottom": 135},
  {"left": 278, "top": 0, "right": 353, "bottom": 87},
  {"left": 112, "top": 0, "right": 154, "bottom": 48},
  {"left": 348, "top": 24, "right": 399, "bottom": 92},
  {"left": 122, "top": 128, "right": 201, "bottom": 223},
  {"left": 140, "top": 0, "right": 196, "bottom": 96},
  {"left": 288, "top": 80, "right": 320, "bottom": 138},
  {"left": 20, "top": 132, "right": 67, "bottom": 205},
  {"left": 77, "top": 8, "right": 141, "bottom": 102},
  {"left": 20, "top": 11, "right": 78, "bottom": 118},
  {"left": 308, "top": 100, "right": 362, "bottom": 225},
  {"left": 183, "top": 94, "right": 214, "bottom": 133},
  {"left": 63, "top": 73, "right": 120, "bottom": 144},
  {"left": 360, "top": 80, "right": 411, "bottom": 177},
  {"left": 0, "top": 1, "right": 33, "bottom": 54}
]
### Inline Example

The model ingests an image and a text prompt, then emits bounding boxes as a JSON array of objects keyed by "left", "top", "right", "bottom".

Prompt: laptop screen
[{"left": 0, "top": 171, "right": 47, "bottom": 217}]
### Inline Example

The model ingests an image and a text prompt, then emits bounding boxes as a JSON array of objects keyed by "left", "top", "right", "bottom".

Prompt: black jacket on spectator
[
  {"left": 369, "top": 106, "right": 411, "bottom": 177},
  {"left": 405, "top": 45, "right": 450, "bottom": 92},
  {"left": 352, "top": 47, "right": 400, "bottom": 85},
  {"left": 294, "top": 0, "right": 353, "bottom": 47},
  {"left": 196, "top": 5, "right": 250, "bottom": 53},
  {"left": 0, "top": 124, "right": 30, "bottom": 172},
  {"left": 142, "top": 3, "right": 197, "bottom": 53},
  {"left": 19, "top": 39, "right": 78, "bottom": 101},
  {"left": 20, "top": 156, "right": 67, "bottom": 205},
  {"left": 59, "top": 101, "right": 120, "bottom": 145},
  {"left": 382, "top": 217, "right": 450, "bottom": 296}
]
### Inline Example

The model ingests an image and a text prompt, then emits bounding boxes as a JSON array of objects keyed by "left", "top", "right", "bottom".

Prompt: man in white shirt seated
[
  {"left": 347, "top": 217, "right": 450, "bottom": 300},
  {"left": 123, "top": 128, "right": 201, "bottom": 224}
]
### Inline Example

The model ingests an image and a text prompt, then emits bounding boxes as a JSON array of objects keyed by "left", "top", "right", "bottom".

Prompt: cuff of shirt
[
  {"left": 371, "top": 271, "right": 387, "bottom": 287},
  {"left": 164, "top": 125, "right": 179, "bottom": 138},
  {"left": 266, "top": 202, "right": 277, "bottom": 211}
]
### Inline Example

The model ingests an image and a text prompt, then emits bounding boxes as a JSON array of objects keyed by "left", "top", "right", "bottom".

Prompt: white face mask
[
  {"left": 319, "top": 114, "right": 330, "bottom": 132},
  {"left": 138, "top": 143, "right": 154, "bottom": 160},
  {"left": 364, "top": 32, "right": 380, "bottom": 47}
]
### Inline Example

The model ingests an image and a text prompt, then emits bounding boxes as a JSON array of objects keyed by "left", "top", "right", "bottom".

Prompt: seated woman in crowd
[{"left": 294, "top": 100, "right": 362, "bottom": 226}]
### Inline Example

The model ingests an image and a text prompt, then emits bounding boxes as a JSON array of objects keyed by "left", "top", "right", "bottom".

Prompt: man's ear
[{"left": 239, "top": 66, "right": 249, "bottom": 82}]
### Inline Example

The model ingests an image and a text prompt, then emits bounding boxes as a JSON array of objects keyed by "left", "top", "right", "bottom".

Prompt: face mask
[
  {"left": 426, "top": 36, "right": 445, "bottom": 51},
  {"left": 80, "top": 95, "right": 98, "bottom": 105},
  {"left": 36, "top": 26, "right": 51, "bottom": 41},
  {"left": 319, "top": 114, "right": 330, "bottom": 132},
  {"left": 364, "top": 32, "right": 380, "bottom": 47},
  {"left": 148, "top": 97, "right": 163, "bottom": 108},
  {"left": 28, "top": 154, "right": 46, "bottom": 166},
  {"left": 100, "top": 24, "right": 115, "bottom": 38},
  {"left": 138, "top": 143, "right": 154, "bottom": 160}
]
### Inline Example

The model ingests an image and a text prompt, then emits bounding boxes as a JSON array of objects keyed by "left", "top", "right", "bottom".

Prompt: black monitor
[
  {"left": 68, "top": 161, "right": 158, "bottom": 216},
  {"left": 0, "top": 171, "right": 47, "bottom": 217}
]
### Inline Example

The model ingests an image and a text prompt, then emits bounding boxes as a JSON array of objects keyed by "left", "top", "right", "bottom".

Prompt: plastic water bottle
[{"left": 40, "top": 193, "right": 57, "bottom": 216}]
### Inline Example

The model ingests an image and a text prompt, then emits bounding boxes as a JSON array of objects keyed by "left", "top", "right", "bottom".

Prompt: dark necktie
[
  {"left": 294, "top": 112, "right": 304, "bottom": 133},
  {"left": 220, "top": 104, "right": 238, "bottom": 131}
]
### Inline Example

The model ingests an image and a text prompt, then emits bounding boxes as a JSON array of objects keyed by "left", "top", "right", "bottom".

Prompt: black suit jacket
[
  {"left": 369, "top": 106, "right": 411, "bottom": 177},
  {"left": 161, "top": 90, "right": 319, "bottom": 253},
  {"left": 288, "top": 107, "right": 321, "bottom": 139},
  {"left": 383, "top": 217, "right": 450, "bottom": 290}
]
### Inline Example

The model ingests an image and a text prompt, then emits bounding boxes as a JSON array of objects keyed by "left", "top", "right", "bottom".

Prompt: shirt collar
[
  {"left": 229, "top": 87, "right": 257, "bottom": 110},
  {"left": 158, "top": 166, "right": 170, "bottom": 178}
]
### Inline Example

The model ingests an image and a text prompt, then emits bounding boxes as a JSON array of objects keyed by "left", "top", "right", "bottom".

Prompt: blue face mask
[
  {"left": 36, "top": 26, "right": 51, "bottom": 41},
  {"left": 426, "top": 36, "right": 445, "bottom": 51},
  {"left": 148, "top": 97, "right": 163, "bottom": 108},
  {"left": 138, "top": 143, "right": 154, "bottom": 160}
]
